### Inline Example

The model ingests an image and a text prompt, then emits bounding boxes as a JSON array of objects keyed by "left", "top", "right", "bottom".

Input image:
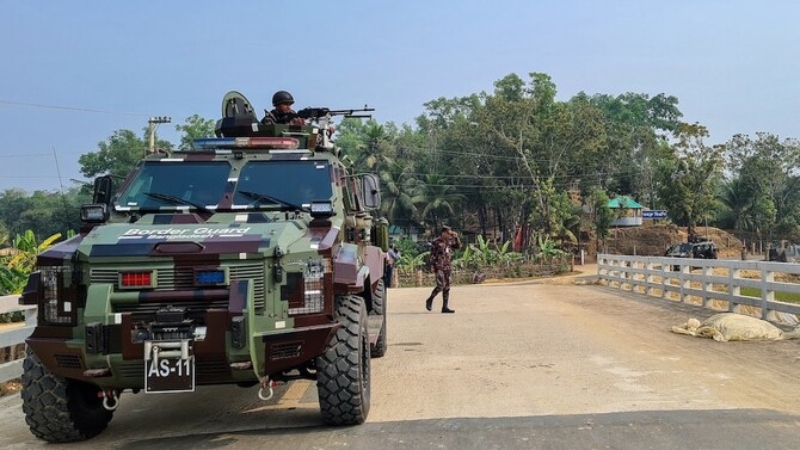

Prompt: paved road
[{"left": 3, "top": 275, "right": 800, "bottom": 449}]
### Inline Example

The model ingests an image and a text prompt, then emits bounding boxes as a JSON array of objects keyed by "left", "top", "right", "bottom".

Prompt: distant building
[
  {"left": 608, "top": 196, "right": 645, "bottom": 227},
  {"left": 388, "top": 224, "right": 422, "bottom": 242}
]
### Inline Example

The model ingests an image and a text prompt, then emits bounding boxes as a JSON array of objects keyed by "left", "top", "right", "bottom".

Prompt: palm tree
[
  {"left": 380, "top": 167, "right": 419, "bottom": 224},
  {"left": 412, "top": 174, "right": 465, "bottom": 230},
  {"left": 717, "top": 177, "right": 756, "bottom": 231},
  {"left": 361, "top": 122, "right": 394, "bottom": 174}
]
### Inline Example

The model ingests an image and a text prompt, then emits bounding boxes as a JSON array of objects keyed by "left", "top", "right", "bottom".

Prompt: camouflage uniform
[
  {"left": 261, "top": 108, "right": 297, "bottom": 125},
  {"left": 425, "top": 232, "right": 461, "bottom": 313}
]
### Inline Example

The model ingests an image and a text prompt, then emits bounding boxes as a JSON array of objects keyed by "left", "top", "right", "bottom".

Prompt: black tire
[
  {"left": 370, "top": 279, "right": 388, "bottom": 358},
  {"left": 371, "top": 279, "right": 386, "bottom": 316},
  {"left": 21, "top": 348, "right": 113, "bottom": 443},
  {"left": 316, "top": 295, "right": 371, "bottom": 425}
]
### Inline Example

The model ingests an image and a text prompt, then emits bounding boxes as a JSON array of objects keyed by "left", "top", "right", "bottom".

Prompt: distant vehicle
[
  {"left": 665, "top": 240, "right": 718, "bottom": 271},
  {"left": 769, "top": 248, "right": 788, "bottom": 262},
  {"left": 664, "top": 241, "right": 718, "bottom": 260}
]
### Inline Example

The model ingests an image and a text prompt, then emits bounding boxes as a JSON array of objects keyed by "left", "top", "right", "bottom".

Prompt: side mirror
[
  {"left": 92, "top": 175, "right": 114, "bottom": 205},
  {"left": 360, "top": 174, "right": 381, "bottom": 211}
]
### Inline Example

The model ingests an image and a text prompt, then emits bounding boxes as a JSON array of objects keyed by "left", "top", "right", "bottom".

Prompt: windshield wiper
[
  {"left": 236, "top": 190, "right": 307, "bottom": 211},
  {"left": 143, "top": 192, "right": 214, "bottom": 214}
]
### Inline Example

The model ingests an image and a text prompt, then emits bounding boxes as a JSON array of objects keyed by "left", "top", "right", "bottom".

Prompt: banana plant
[
  {"left": 395, "top": 251, "right": 431, "bottom": 272},
  {"left": 452, "top": 244, "right": 473, "bottom": 269},
  {"left": 535, "top": 234, "right": 568, "bottom": 261},
  {"left": 467, "top": 235, "right": 494, "bottom": 267},
  {"left": 1, "top": 230, "right": 64, "bottom": 295}
]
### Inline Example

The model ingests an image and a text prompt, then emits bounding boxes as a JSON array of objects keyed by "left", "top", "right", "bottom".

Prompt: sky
[{"left": 1, "top": 1, "right": 798, "bottom": 193}]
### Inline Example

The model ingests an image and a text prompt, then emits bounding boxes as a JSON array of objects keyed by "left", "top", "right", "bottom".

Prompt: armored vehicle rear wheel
[
  {"left": 370, "top": 279, "right": 388, "bottom": 358},
  {"left": 316, "top": 295, "right": 371, "bottom": 425},
  {"left": 21, "top": 348, "right": 113, "bottom": 443}
]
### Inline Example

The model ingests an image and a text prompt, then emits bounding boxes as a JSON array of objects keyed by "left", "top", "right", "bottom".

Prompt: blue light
[
  {"left": 193, "top": 138, "right": 235, "bottom": 150},
  {"left": 195, "top": 270, "right": 225, "bottom": 285}
]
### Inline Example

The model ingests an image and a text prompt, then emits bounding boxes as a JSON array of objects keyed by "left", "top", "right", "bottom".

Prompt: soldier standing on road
[
  {"left": 384, "top": 244, "right": 400, "bottom": 288},
  {"left": 261, "top": 90, "right": 305, "bottom": 125},
  {"left": 425, "top": 226, "right": 461, "bottom": 313}
]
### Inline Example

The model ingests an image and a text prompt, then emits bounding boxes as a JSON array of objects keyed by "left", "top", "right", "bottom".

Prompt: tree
[
  {"left": 658, "top": 124, "right": 725, "bottom": 236},
  {"left": 480, "top": 73, "right": 606, "bottom": 237},
  {"left": 175, "top": 114, "right": 216, "bottom": 150},
  {"left": 589, "top": 189, "right": 613, "bottom": 249},
  {"left": 716, "top": 177, "right": 757, "bottom": 231},
  {"left": 0, "top": 187, "right": 88, "bottom": 240},
  {"left": 412, "top": 174, "right": 464, "bottom": 230},
  {"left": 380, "top": 167, "right": 419, "bottom": 224},
  {"left": 587, "top": 92, "right": 682, "bottom": 207},
  {"left": 725, "top": 133, "right": 800, "bottom": 239},
  {"left": 79, "top": 129, "right": 173, "bottom": 180}
]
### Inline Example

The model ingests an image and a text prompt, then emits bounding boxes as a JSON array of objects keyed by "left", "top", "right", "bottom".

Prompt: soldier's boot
[
  {"left": 441, "top": 292, "right": 455, "bottom": 314},
  {"left": 425, "top": 296, "right": 433, "bottom": 312}
]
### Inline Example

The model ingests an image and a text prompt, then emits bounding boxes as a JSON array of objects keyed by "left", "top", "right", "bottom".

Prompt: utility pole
[{"left": 147, "top": 116, "right": 171, "bottom": 154}]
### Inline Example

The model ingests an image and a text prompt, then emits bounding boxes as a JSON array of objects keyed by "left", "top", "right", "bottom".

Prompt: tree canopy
[{"left": 3, "top": 71, "right": 799, "bottom": 249}]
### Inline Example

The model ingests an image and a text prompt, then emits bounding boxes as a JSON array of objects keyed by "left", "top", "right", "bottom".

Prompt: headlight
[
  {"left": 39, "top": 266, "right": 77, "bottom": 326},
  {"left": 285, "top": 259, "right": 330, "bottom": 315},
  {"left": 310, "top": 201, "right": 334, "bottom": 218},
  {"left": 80, "top": 204, "right": 109, "bottom": 223}
]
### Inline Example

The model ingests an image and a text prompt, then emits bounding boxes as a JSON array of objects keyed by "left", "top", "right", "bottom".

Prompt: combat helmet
[{"left": 272, "top": 90, "right": 294, "bottom": 106}]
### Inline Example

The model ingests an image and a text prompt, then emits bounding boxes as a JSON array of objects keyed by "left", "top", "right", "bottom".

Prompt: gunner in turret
[{"left": 262, "top": 90, "right": 305, "bottom": 125}]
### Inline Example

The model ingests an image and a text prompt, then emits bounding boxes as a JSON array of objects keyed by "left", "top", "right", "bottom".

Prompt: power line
[
  {"left": 0, "top": 152, "right": 86, "bottom": 158},
  {"left": 0, "top": 176, "right": 63, "bottom": 179},
  {"left": 0, "top": 100, "right": 148, "bottom": 117}
]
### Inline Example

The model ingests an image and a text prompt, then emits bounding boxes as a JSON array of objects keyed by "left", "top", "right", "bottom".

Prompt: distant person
[
  {"left": 424, "top": 226, "right": 461, "bottom": 313},
  {"left": 384, "top": 245, "right": 400, "bottom": 288},
  {"left": 261, "top": 90, "right": 305, "bottom": 125}
]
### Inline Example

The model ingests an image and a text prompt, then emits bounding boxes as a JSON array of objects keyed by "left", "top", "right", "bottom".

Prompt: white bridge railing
[
  {"left": 0, "top": 295, "right": 35, "bottom": 384},
  {"left": 597, "top": 254, "right": 800, "bottom": 322}
]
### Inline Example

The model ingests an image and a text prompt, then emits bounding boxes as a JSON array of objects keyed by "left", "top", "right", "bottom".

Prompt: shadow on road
[{"left": 117, "top": 409, "right": 800, "bottom": 450}]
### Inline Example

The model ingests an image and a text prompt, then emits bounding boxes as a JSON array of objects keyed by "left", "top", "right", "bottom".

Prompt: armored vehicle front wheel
[
  {"left": 370, "top": 279, "right": 388, "bottom": 358},
  {"left": 21, "top": 348, "right": 113, "bottom": 443},
  {"left": 316, "top": 295, "right": 371, "bottom": 425}
]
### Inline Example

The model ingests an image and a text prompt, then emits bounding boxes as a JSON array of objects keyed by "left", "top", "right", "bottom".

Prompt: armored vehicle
[{"left": 19, "top": 92, "right": 389, "bottom": 442}]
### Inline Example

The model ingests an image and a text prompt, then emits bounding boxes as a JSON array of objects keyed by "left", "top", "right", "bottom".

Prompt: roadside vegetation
[
  {"left": 0, "top": 230, "right": 63, "bottom": 322},
  {"left": 392, "top": 235, "right": 571, "bottom": 287}
]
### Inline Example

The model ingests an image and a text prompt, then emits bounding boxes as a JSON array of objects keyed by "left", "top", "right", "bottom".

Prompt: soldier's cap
[{"left": 440, "top": 226, "right": 452, "bottom": 234}]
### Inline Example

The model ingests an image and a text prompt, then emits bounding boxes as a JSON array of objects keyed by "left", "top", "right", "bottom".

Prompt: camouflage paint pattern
[{"left": 22, "top": 117, "right": 387, "bottom": 390}]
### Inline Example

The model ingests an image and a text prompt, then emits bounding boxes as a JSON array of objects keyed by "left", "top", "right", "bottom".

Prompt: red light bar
[
  {"left": 120, "top": 271, "right": 153, "bottom": 288},
  {"left": 234, "top": 137, "right": 299, "bottom": 149}
]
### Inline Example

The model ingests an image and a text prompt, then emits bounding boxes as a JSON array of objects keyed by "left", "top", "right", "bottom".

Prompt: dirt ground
[{"left": 604, "top": 224, "right": 744, "bottom": 259}]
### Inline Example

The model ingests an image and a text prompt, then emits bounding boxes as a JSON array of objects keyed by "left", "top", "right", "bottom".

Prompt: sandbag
[{"left": 671, "top": 313, "right": 800, "bottom": 342}]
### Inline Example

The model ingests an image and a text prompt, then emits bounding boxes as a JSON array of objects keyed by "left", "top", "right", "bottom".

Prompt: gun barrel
[{"left": 329, "top": 107, "right": 375, "bottom": 115}]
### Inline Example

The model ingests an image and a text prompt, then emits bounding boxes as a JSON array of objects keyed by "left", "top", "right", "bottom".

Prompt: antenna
[{"left": 52, "top": 147, "right": 73, "bottom": 232}]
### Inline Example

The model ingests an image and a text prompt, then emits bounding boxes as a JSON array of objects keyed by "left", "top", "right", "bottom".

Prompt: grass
[{"left": 738, "top": 287, "right": 800, "bottom": 304}]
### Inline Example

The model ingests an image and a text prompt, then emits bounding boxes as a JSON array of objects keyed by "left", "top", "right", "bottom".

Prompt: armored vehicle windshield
[
  {"left": 233, "top": 160, "right": 333, "bottom": 210},
  {"left": 116, "top": 161, "right": 231, "bottom": 210},
  {"left": 115, "top": 159, "right": 334, "bottom": 213}
]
